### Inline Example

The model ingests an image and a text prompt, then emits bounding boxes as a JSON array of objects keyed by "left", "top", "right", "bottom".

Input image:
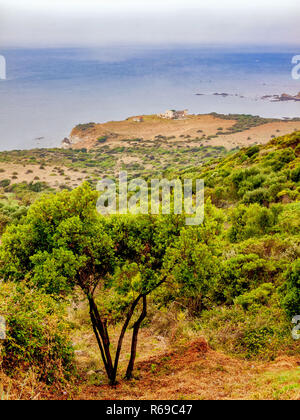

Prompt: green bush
[
  {"left": 234, "top": 283, "right": 275, "bottom": 310},
  {"left": 275, "top": 203, "right": 300, "bottom": 235},
  {"left": 242, "top": 187, "right": 270, "bottom": 204},
  {"left": 268, "top": 148, "right": 295, "bottom": 171},
  {"left": 281, "top": 259, "right": 300, "bottom": 319},
  {"left": 245, "top": 145, "right": 259, "bottom": 158},
  {"left": 199, "top": 303, "right": 295, "bottom": 360},
  {"left": 241, "top": 326, "right": 274, "bottom": 358},
  {"left": 218, "top": 254, "right": 277, "bottom": 303},
  {"left": 228, "top": 204, "right": 278, "bottom": 242},
  {"left": 290, "top": 165, "right": 300, "bottom": 183},
  {"left": 0, "top": 202, "right": 27, "bottom": 233},
  {"left": 0, "top": 283, "right": 75, "bottom": 383},
  {"left": 97, "top": 136, "right": 107, "bottom": 143},
  {"left": 0, "top": 179, "right": 11, "bottom": 189}
]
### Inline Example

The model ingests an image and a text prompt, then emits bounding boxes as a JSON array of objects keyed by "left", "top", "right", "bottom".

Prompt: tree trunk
[
  {"left": 125, "top": 295, "right": 147, "bottom": 380},
  {"left": 88, "top": 296, "right": 116, "bottom": 384},
  {"left": 87, "top": 290, "right": 152, "bottom": 384},
  {"left": 113, "top": 294, "right": 142, "bottom": 379}
]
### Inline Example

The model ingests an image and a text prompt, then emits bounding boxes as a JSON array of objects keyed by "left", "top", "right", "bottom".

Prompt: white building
[{"left": 158, "top": 109, "right": 188, "bottom": 119}]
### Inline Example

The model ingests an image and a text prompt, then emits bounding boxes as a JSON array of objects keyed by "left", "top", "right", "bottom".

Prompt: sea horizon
[{"left": 0, "top": 45, "right": 300, "bottom": 151}]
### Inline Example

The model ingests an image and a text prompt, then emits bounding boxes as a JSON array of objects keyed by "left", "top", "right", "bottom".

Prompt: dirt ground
[
  {"left": 1, "top": 326, "right": 299, "bottom": 400},
  {"left": 210, "top": 121, "right": 300, "bottom": 149},
  {"left": 69, "top": 114, "right": 300, "bottom": 150},
  {"left": 0, "top": 163, "right": 91, "bottom": 189},
  {"left": 74, "top": 336, "right": 300, "bottom": 401}
]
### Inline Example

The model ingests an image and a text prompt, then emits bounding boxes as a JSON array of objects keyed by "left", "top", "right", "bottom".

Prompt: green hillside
[{"left": 0, "top": 131, "right": 299, "bottom": 399}]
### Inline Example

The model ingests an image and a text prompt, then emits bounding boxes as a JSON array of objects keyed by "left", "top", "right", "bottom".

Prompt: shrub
[
  {"left": 242, "top": 187, "right": 270, "bottom": 205},
  {"left": 245, "top": 145, "right": 259, "bottom": 158},
  {"left": 0, "top": 203, "right": 27, "bottom": 233},
  {"left": 281, "top": 259, "right": 300, "bottom": 319},
  {"left": 199, "top": 303, "right": 295, "bottom": 360},
  {"left": 0, "top": 283, "right": 75, "bottom": 383},
  {"left": 28, "top": 181, "right": 48, "bottom": 192},
  {"left": 275, "top": 203, "right": 300, "bottom": 235},
  {"left": 97, "top": 136, "right": 107, "bottom": 143},
  {"left": 234, "top": 283, "right": 275, "bottom": 310},
  {"left": 228, "top": 204, "right": 277, "bottom": 242},
  {"left": 290, "top": 165, "right": 300, "bottom": 183},
  {"left": 268, "top": 148, "right": 296, "bottom": 171},
  {"left": 0, "top": 179, "right": 11, "bottom": 188},
  {"left": 218, "top": 254, "right": 277, "bottom": 303},
  {"left": 241, "top": 326, "right": 274, "bottom": 358}
]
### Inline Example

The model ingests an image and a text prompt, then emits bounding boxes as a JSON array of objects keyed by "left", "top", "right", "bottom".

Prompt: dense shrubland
[
  {"left": 0, "top": 283, "right": 74, "bottom": 383},
  {"left": 0, "top": 131, "right": 299, "bottom": 387}
]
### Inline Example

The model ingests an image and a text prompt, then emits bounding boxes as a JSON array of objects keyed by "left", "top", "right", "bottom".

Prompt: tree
[
  {"left": 0, "top": 183, "right": 185, "bottom": 384},
  {"left": 0, "top": 183, "right": 117, "bottom": 383},
  {"left": 161, "top": 205, "right": 223, "bottom": 314},
  {"left": 105, "top": 212, "right": 186, "bottom": 380},
  {"left": 0, "top": 183, "right": 226, "bottom": 384}
]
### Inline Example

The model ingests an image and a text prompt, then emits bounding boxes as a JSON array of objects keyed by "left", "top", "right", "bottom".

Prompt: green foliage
[
  {"left": 199, "top": 303, "right": 295, "bottom": 360},
  {"left": 235, "top": 283, "right": 275, "bottom": 310},
  {"left": 242, "top": 187, "right": 270, "bottom": 204},
  {"left": 228, "top": 204, "right": 279, "bottom": 242},
  {"left": 265, "top": 148, "right": 296, "bottom": 171},
  {"left": 97, "top": 136, "right": 108, "bottom": 144},
  {"left": 103, "top": 212, "right": 187, "bottom": 312},
  {"left": 75, "top": 122, "right": 95, "bottom": 131},
  {"left": 269, "top": 130, "right": 300, "bottom": 150},
  {"left": 280, "top": 259, "right": 300, "bottom": 319},
  {"left": 245, "top": 145, "right": 260, "bottom": 158},
  {"left": 0, "top": 202, "right": 27, "bottom": 234},
  {"left": 276, "top": 202, "right": 300, "bottom": 235},
  {"left": 0, "top": 183, "right": 114, "bottom": 294},
  {"left": 0, "top": 179, "right": 11, "bottom": 189},
  {"left": 290, "top": 165, "right": 300, "bottom": 183},
  {"left": 182, "top": 131, "right": 300, "bottom": 207},
  {"left": 0, "top": 282, "right": 74, "bottom": 383},
  {"left": 0, "top": 129, "right": 299, "bottom": 382},
  {"left": 160, "top": 201, "right": 224, "bottom": 312},
  {"left": 218, "top": 254, "right": 278, "bottom": 303},
  {"left": 163, "top": 227, "right": 221, "bottom": 312},
  {"left": 241, "top": 326, "right": 274, "bottom": 358},
  {"left": 209, "top": 113, "right": 278, "bottom": 133}
]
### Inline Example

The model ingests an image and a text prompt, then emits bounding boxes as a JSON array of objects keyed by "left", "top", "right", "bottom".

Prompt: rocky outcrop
[
  {"left": 265, "top": 92, "right": 300, "bottom": 102},
  {"left": 61, "top": 137, "right": 71, "bottom": 148},
  {"left": 61, "top": 135, "right": 85, "bottom": 149}
]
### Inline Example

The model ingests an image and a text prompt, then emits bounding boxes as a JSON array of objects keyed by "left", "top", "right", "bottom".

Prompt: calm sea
[{"left": 0, "top": 46, "right": 299, "bottom": 151}]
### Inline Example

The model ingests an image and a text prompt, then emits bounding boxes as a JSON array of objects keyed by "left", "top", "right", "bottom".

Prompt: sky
[{"left": 0, "top": 0, "right": 299, "bottom": 47}]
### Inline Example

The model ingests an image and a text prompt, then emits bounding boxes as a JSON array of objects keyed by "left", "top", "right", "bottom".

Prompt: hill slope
[{"left": 65, "top": 113, "right": 300, "bottom": 151}]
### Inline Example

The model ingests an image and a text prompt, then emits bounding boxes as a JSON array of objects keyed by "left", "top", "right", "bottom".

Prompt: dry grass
[
  {"left": 0, "top": 369, "right": 48, "bottom": 400},
  {"left": 0, "top": 163, "right": 91, "bottom": 189},
  {"left": 74, "top": 336, "right": 300, "bottom": 400},
  {"left": 69, "top": 114, "right": 300, "bottom": 150},
  {"left": 1, "top": 319, "right": 299, "bottom": 400},
  {"left": 47, "top": 300, "right": 300, "bottom": 400}
]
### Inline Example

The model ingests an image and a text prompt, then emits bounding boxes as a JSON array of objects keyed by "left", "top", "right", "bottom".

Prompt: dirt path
[
  {"left": 75, "top": 338, "right": 300, "bottom": 400},
  {"left": 2, "top": 333, "right": 298, "bottom": 400}
]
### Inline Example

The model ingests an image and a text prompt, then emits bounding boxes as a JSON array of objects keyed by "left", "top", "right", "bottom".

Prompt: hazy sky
[{"left": 0, "top": 0, "right": 299, "bottom": 47}]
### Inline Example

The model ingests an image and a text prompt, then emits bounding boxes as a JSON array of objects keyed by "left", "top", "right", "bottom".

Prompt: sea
[{"left": 0, "top": 46, "right": 300, "bottom": 151}]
